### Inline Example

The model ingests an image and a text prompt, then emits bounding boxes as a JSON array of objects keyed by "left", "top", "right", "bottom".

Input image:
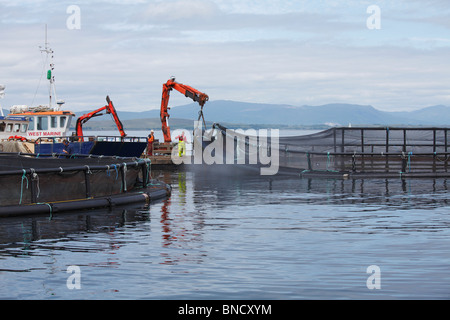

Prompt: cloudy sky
[{"left": 1, "top": 0, "right": 450, "bottom": 114}]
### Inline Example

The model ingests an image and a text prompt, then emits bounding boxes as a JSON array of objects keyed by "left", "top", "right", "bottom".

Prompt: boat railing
[{"left": 35, "top": 135, "right": 147, "bottom": 144}]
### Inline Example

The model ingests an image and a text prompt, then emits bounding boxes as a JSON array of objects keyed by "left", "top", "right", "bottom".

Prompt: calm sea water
[{"left": 0, "top": 130, "right": 449, "bottom": 300}]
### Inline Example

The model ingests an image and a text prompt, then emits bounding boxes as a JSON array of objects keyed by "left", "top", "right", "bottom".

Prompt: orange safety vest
[{"left": 176, "top": 134, "right": 186, "bottom": 141}]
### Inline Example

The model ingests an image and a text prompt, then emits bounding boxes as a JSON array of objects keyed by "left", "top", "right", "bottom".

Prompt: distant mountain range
[
  {"left": 4, "top": 100, "right": 450, "bottom": 130},
  {"left": 162, "top": 100, "right": 450, "bottom": 126},
  {"left": 84, "top": 100, "right": 450, "bottom": 128}
]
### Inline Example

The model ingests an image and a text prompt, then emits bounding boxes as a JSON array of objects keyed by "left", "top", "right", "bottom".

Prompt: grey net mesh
[{"left": 197, "top": 124, "right": 450, "bottom": 176}]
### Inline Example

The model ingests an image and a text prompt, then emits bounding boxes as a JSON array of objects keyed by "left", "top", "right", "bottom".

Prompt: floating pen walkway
[{"left": 0, "top": 153, "right": 171, "bottom": 217}]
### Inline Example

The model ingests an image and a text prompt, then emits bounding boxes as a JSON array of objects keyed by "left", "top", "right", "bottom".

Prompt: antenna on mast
[{"left": 44, "top": 23, "right": 48, "bottom": 51}]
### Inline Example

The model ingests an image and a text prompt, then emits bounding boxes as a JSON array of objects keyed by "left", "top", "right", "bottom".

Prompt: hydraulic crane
[
  {"left": 160, "top": 77, "right": 209, "bottom": 143},
  {"left": 75, "top": 95, "right": 126, "bottom": 138}
]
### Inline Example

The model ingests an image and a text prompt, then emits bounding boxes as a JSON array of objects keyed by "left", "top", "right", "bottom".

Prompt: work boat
[
  {"left": 3, "top": 28, "right": 75, "bottom": 143},
  {"left": 2, "top": 28, "right": 146, "bottom": 157},
  {"left": 2, "top": 45, "right": 77, "bottom": 153}
]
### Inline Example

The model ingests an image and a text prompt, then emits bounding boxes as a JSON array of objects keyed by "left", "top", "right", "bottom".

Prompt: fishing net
[{"left": 196, "top": 124, "right": 450, "bottom": 175}]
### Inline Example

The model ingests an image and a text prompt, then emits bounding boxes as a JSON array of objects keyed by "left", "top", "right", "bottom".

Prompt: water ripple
[{"left": 1, "top": 172, "right": 449, "bottom": 299}]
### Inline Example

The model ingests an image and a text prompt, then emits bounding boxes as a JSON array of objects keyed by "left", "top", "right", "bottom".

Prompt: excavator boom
[
  {"left": 75, "top": 96, "right": 126, "bottom": 138},
  {"left": 160, "top": 78, "right": 208, "bottom": 142}
]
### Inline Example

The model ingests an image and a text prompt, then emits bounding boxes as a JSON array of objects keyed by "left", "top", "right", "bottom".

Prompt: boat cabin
[
  {"left": 0, "top": 115, "right": 29, "bottom": 140},
  {"left": 9, "top": 105, "right": 75, "bottom": 140}
]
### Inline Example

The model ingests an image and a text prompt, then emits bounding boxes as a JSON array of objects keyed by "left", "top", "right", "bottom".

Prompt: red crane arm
[
  {"left": 75, "top": 96, "right": 126, "bottom": 138},
  {"left": 160, "top": 78, "right": 209, "bottom": 143}
]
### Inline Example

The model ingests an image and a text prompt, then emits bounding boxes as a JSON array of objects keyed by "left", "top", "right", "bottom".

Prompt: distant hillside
[
  {"left": 5, "top": 100, "right": 450, "bottom": 131},
  {"left": 97, "top": 100, "right": 450, "bottom": 127},
  {"left": 109, "top": 100, "right": 450, "bottom": 126},
  {"left": 171, "top": 100, "right": 450, "bottom": 126},
  {"left": 76, "top": 117, "right": 209, "bottom": 131}
]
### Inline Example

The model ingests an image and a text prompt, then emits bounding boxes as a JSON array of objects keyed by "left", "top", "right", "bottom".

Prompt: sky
[{"left": 1, "top": 0, "right": 450, "bottom": 114}]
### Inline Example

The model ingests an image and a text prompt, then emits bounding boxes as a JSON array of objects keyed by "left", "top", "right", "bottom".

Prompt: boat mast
[
  {"left": 39, "top": 24, "right": 60, "bottom": 110},
  {"left": 0, "top": 84, "right": 4, "bottom": 116}
]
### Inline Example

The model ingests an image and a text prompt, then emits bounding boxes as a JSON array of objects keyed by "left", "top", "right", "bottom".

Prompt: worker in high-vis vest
[
  {"left": 176, "top": 132, "right": 186, "bottom": 157},
  {"left": 147, "top": 130, "right": 154, "bottom": 156}
]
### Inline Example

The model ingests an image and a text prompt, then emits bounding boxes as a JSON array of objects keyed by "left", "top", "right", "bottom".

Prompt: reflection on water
[
  {"left": 0, "top": 168, "right": 450, "bottom": 299},
  {"left": 0, "top": 206, "right": 150, "bottom": 259}
]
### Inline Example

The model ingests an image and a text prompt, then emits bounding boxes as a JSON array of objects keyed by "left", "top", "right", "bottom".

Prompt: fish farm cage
[
  {"left": 0, "top": 152, "right": 171, "bottom": 217},
  {"left": 207, "top": 124, "right": 450, "bottom": 178}
]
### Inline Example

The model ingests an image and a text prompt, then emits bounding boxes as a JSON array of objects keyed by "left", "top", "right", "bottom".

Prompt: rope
[
  {"left": 399, "top": 151, "right": 413, "bottom": 176},
  {"left": 113, "top": 164, "right": 119, "bottom": 180},
  {"left": 30, "top": 168, "right": 40, "bottom": 199},
  {"left": 40, "top": 203, "right": 53, "bottom": 220},
  {"left": 122, "top": 163, "right": 127, "bottom": 192},
  {"left": 327, "top": 152, "right": 332, "bottom": 171},
  {"left": 143, "top": 159, "right": 152, "bottom": 186},
  {"left": 435, "top": 154, "right": 450, "bottom": 162},
  {"left": 19, "top": 169, "right": 29, "bottom": 205},
  {"left": 197, "top": 106, "right": 206, "bottom": 129},
  {"left": 407, "top": 151, "right": 412, "bottom": 172},
  {"left": 326, "top": 152, "right": 339, "bottom": 173},
  {"left": 31, "top": 50, "right": 48, "bottom": 106},
  {"left": 306, "top": 152, "right": 311, "bottom": 170}
]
